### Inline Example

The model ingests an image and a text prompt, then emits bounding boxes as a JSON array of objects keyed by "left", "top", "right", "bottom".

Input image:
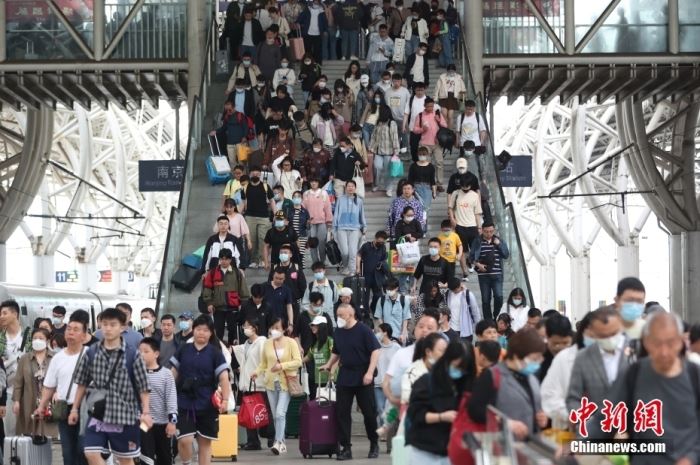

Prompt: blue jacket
[
  {"left": 333, "top": 195, "right": 366, "bottom": 231},
  {"left": 297, "top": 6, "right": 328, "bottom": 36},
  {"left": 284, "top": 205, "right": 311, "bottom": 236},
  {"left": 469, "top": 235, "right": 510, "bottom": 270},
  {"left": 216, "top": 112, "right": 250, "bottom": 147}
]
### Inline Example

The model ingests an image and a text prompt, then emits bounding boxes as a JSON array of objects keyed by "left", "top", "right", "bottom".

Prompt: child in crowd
[
  {"left": 437, "top": 219, "right": 463, "bottom": 280},
  {"left": 285, "top": 190, "right": 310, "bottom": 267},
  {"left": 222, "top": 165, "right": 245, "bottom": 211}
]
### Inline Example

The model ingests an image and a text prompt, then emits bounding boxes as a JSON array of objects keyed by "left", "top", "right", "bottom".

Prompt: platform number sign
[{"left": 55, "top": 270, "right": 79, "bottom": 283}]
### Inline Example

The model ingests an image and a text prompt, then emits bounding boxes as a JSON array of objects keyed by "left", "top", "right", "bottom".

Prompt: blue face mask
[
  {"left": 620, "top": 302, "right": 644, "bottom": 322},
  {"left": 583, "top": 335, "right": 595, "bottom": 347},
  {"left": 179, "top": 321, "right": 190, "bottom": 331},
  {"left": 519, "top": 361, "right": 541, "bottom": 376},
  {"left": 293, "top": 197, "right": 302, "bottom": 205},
  {"left": 429, "top": 247, "right": 439, "bottom": 256},
  {"left": 498, "top": 335, "right": 508, "bottom": 349},
  {"left": 448, "top": 366, "right": 464, "bottom": 380},
  {"left": 274, "top": 220, "right": 285, "bottom": 228},
  {"left": 314, "top": 271, "right": 325, "bottom": 281},
  {"left": 279, "top": 253, "right": 290, "bottom": 263}
]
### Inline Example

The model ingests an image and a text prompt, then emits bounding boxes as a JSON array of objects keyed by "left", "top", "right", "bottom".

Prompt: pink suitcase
[{"left": 298, "top": 397, "right": 338, "bottom": 458}]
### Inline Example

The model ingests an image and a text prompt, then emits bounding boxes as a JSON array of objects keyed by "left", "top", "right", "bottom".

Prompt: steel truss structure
[{"left": 0, "top": 101, "right": 182, "bottom": 290}]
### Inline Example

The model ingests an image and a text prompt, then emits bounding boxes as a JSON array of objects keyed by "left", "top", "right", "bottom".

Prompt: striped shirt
[
  {"left": 476, "top": 240, "right": 502, "bottom": 275},
  {"left": 145, "top": 366, "right": 178, "bottom": 425}
]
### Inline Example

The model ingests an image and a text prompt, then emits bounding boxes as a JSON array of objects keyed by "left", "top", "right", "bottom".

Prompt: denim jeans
[
  {"left": 336, "top": 228, "right": 362, "bottom": 272},
  {"left": 478, "top": 273, "right": 504, "bottom": 321},
  {"left": 374, "top": 386, "right": 387, "bottom": 426},
  {"left": 340, "top": 29, "right": 359, "bottom": 58},
  {"left": 373, "top": 153, "right": 391, "bottom": 191},
  {"left": 323, "top": 27, "right": 338, "bottom": 60},
  {"left": 362, "top": 123, "right": 375, "bottom": 148},
  {"left": 58, "top": 419, "right": 86, "bottom": 465},
  {"left": 438, "top": 34, "right": 453, "bottom": 67},
  {"left": 309, "top": 223, "right": 328, "bottom": 263},
  {"left": 369, "top": 60, "right": 387, "bottom": 85},
  {"left": 405, "top": 36, "right": 420, "bottom": 61},
  {"left": 267, "top": 383, "right": 291, "bottom": 443},
  {"left": 398, "top": 275, "right": 414, "bottom": 294}
]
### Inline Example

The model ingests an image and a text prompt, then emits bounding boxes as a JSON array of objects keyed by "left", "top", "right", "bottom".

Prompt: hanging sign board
[
  {"left": 138, "top": 160, "right": 185, "bottom": 192},
  {"left": 499, "top": 155, "right": 532, "bottom": 187}
]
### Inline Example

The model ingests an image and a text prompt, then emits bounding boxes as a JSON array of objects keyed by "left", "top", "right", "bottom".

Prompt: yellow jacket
[{"left": 255, "top": 336, "right": 302, "bottom": 391}]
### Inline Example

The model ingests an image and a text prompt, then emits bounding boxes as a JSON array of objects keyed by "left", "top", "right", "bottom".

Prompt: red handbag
[
  {"left": 239, "top": 387, "right": 270, "bottom": 429},
  {"left": 226, "top": 290, "right": 241, "bottom": 308},
  {"left": 447, "top": 366, "right": 501, "bottom": 465}
]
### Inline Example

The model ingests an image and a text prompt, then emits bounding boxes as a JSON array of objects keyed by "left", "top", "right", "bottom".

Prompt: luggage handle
[
  {"left": 248, "top": 379, "right": 258, "bottom": 392},
  {"left": 30, "top": 415, "right": 48, "bottom": 445},
  {"left": 209, "top": 134, "right": 224, "bottom": 157},
  {"left": 315, "top": 380, "right": 335, "bottom": 406}
]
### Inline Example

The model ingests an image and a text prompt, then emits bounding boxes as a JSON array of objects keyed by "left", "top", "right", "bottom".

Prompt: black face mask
[
  {"left": 251, "top": 176, "right": 260, "bottom": 183},
  {"left": 375, "top": 242, "right": 385, "bottom": 248}
]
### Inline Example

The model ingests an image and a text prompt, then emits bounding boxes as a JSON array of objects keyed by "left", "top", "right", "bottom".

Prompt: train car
[{"left": 0, "top": 283, "right": 155, "bottom": 330}]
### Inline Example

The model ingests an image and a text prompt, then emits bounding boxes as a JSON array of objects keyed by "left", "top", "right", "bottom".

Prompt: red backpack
[{"left": 447, "top": 366, "right": 501, "bottom": 465}]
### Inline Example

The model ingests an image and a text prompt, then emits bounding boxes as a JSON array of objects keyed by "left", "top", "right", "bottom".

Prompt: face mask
[
  {"left": 598, "top": 333, "right": 622, "bottom": 352},
  {"left": 620, "top": 302, "right": 644, "bottom": 322},
  {"left": 257, "top": 82, "right": 265, "bottom": 88},
  {"left": 457, "top": 167, "right": 467, "bottom": 174},
  {"left": 519, "top": 360, "right": 541, "bottom": 376},
  {"left": 336, "top": 88, "right": 343, "bottom": 93},
  {"left": 179, "top": 321, "right": 190, "bottom": 331},
  {"left": 343, "top": 147, "right": 352, "bottom": 154},
  {"left": 281, "top": 62, "right": 289, "bottom": 68},
  {"left": 512, "top": 298, "right": 522, "bottom": 307},
  {"left": 437, "top": 15, "right": 444, "bottom": 20},
  {"left": 293, "top": 197, "right": 302, "bottom": 206},
  {"left": 275, "top": 219, "right": 285, "bottom": 228},
  {"left": 243, "top": 60, "right": 251, "bottom": 66},
  {"left": 236, "top": 88, "right": 245, "bottom": 93},
  {"left": 382, "top": 79, "right": 390, "bottom": 85},
  {"left": 448, "top": 71, "right": 455, "bottom": 76},
  {"left": 337, "top": 317, "right": 347, "bottom": 328},
  {"left": 310, "top": 306, "right": 322, "bottom": 315},
  {"left": 441, "top": 230, "right": 451, "bottom": 236},
  {"left": 405, "top": 215, "right": 415, "bottom": 222},
  {"left": 498, "top": 335, "right": 508, "bottom": 349},
  {"left": 313, "top": 147, "right": 322, "bottom": 153},
  {"left": 376, "top": 332, "right": 383, "bottom": 341},
  {"left": 314, "top": 271, "right": 325, "bottom": 281},
  {"left": 274, "top": 194, "right": 281, "bottom": 201},
  {"left": 387, "top": 69, "right": 395, "bottom": 74},
  {"left": 418, "top": 50, "right": 426, "bottom": 56},
  {"left": 427, "top": 357, "right": 437, "bottom": 366},
  {"left": 140, "top": 318, "right": 153, "bottom": 328},
  {"left": 583, "top": 335, "right": 595, "bottom": 348},
  {"left": 374, "top": 97, "right": 381, "bottom": 104},
  {"left": 243, "top": 327, "right": 254, "bottom": 337},
  {"left": 448, "top": 366, "right": 464, "bottom": 380},
  {"left": 320, "top": 97, "right": 328, "bottom": 104},
  {"left": 418, "top": 155, "right": 428, "bottom": 161},
  {"left": 267, "top": 39, "right": 275, "bottom": 44},
  {"left": 32, "top": 339, "right": 47, "bottom": 351},
  {"left": 250, "top": 176, "right": 260, "bottom": 183},
  {"left": 351, "top": 132, "right": 361, "bottom": 139},
  {"left": 270, "top": 329, "right": 283, "bottom": 339},
  {"left": 279, "top": 253, "right": 290, "bottom": 262},
  {"left": 304, "top": 60, "right": 312, "bottom": 65},
  {"left": 318, "top": 81, "right": 327, "bottom": 88},
  {"left": 386, "top": 290, "right": 397, "bottom": 298},
  {"left": 52, "top": 316, "right": 63, "bottom": 325},
  {"left": 429, "top": 247, "right": 439, "bottom": 256}
]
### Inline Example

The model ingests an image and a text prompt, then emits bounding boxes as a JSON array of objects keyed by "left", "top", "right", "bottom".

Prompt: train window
[{"left": 20, "top": 305, "right": 27, "bottom": 317}]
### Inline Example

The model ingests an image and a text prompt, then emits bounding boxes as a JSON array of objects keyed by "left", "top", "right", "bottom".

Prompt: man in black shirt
[
  {"left": 262, "top": 267, "right": 295, "bottom": 334},
  {"left": 264, "top": 211, "right": 300, "bottom": 270},
  {"left": 330, "top": 137, "right": 366, "bottom": 196},
  {"left": 267, "top": 243, "right": 306, "bottom": 333},
  {"left": 320, "top": 304, "right": 380, "bottom": 460},
  {"left": 412, "top": 237, "right": 450, "bottom": 295},
  {"left": 239, "top": 283, "right": 272, "bottom": 342},
  {"left": 356, "top": 231, "right": 389, "bottom": 315},
  {"left": 241, "top": 166, "right": 274, "bottom": 268}
]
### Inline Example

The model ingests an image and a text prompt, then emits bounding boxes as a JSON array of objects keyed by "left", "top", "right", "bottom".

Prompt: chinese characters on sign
[
  {"left": 499, "top": 155, "right": 533, "bottom": 187},
  {"left": 569, "top": 397, "right": 664, "bottom": 438},
  {"left": 138, "top": 160, "right": 186, "bottom": 192}
]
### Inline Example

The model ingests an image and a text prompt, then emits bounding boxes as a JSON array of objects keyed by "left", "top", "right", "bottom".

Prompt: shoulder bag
[
  {"left": 274, "top": 339, "right": 305, "bottom": 397},
  {"left": 51, "top": 348, "right": 85, "bottom": 421}
]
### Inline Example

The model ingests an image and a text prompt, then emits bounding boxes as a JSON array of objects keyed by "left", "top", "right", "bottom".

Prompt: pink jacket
[
  {"left": 302, "top": 189, "right": 333, "bottom": 225},
  {"left": 413, "top": 110, "right": 447, "bottom": 146}
]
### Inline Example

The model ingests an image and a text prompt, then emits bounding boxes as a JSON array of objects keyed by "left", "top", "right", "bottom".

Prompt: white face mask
[
  {"left": 313, "top": 147, "right": 322, "bottom": 153},
  {"left": 140, "top": 318, "right": 153, "bottom": 328},
  {"left": 32, "top": 339, "right": 47, "bottom": 351},
  {"left": 270, "top": 329, "right": 283, "bottom": 339},
  {"left": 337, "top": 317, "right": 347, "bottom": 328},
  {"left": 597, "top": 333, "right": 622, "bottom": 352},
  {"left": 512, "top": 299, "right": 522, "bottom": 307},
  {"left": 243, "top": 327, "right": 254, "bottom": 337}
]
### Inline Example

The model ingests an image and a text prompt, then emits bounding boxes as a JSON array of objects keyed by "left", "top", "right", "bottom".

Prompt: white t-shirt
[
  {"left": 410, "top": 55, "right": 425, "bottom": 83},
  {"left": 308, "top": 7, "right": 322, "bottom": 36},
  {"left": 43, "top": 347, "right": 86, "bottom": 403},
  {"left": 242, "top": 21, "right": 254, "bottom": 47},
  {"left": 459, "top": 112, "right": 487, "bottom": 146},
  {"left": 385, "top": 344, "right": 414, "bottom": 396},
  {"left": 4, "top": 330, "right": 24, "bottom": 390},
  {"left": 405, "top": 95, "right": 440, "bottom": 131}
]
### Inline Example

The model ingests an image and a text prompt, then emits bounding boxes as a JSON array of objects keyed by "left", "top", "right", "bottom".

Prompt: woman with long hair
[
  {"left": 368, "top": 104, "right": 400, "bottom": 194},
  {"left": 496, "top": 313, "right": 515, "bottom": 349},
  {"left": 310, "top": 102, "right": 344, "bottom": 149},
  {"left": 332, "top": 180, "right": 367, "bottom": 276},
  {"left": 172, "top": 315, "right": 231, "bottom": 465},
  {"left": 344, "top": 60, "right": 363, "bottom": 98},
  {"left": 503, "top": 288, "right": 530, "bottom": 332},
  {"left": 299, "top": 54, "right": 322, "bottom": 105},
  {"left": 414, "top": 281, "right": 447, "bottom": 321},
  {"left": 360, "top": 89, "right": 384, "bottom": 146},
  {"left": 252, "top": 318, "right": 303, "bottom": 455},
  {"left": 332, "top": 79, "right": 354, "bottom": 137},
  {"left": 354, "top": 74, "right": 372, "bottom": 126}
]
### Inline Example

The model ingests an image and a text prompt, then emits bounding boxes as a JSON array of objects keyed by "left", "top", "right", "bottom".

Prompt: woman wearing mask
[
  {"left": 434, "top": 64, "right": 465, "bottom": 132},
  {"left": 348, "top": 123, "right": 371, "bottom": 189},
  {"left": 406, "top": 342, "right": 473, "bottom": 465},
  {"left": 310, "top": 102, "right": 344, "bottom": 150},
  {"left": 468, "top": 327, "right": 548, "bottom": 440},
  {"left": 394, "top": 206, "right": 423, "bottom": 245},
  {"left": 332, "top": 80, "right": 354, "bottom": 137},
  {"left": 284, "top": 190, "right": 311, "bottom": 266},
  {"left": 375, "top": 324, "right": 401, "bottom": 430},
  {"left": 302, "top": 140, "right": 332, "bottom": 186},
  {"left": 344, "top": 60, "right": 363, "bottom": 98},
  {"left": 354, "top": 74, "right": 372, "bottom": 126},
  {"left": 304, "top": 313, "right": 335, "bottom": 400},
  {"left": 502, "top": 288, "right": 529, "bottom": 332},
  {"left": 408, "top": 146, "right": 437, "bottom": 225},
  {"left": 360, "top": 90, "right": 384, "bottom": 147},
  {"left": 299, "top": 54, "right": 322, "bottom": 105},
  {"left": 272, "top": 58, "right": 297, "bottom": 97},
  {"left": 414, "top": 282, "right": 447, "bottom": 322},
  {"left": 332, "top": 180, "right": 366, "bottom": 276},
  {"left": 251, "top": 318, "right": 302, "bottom": 456},
  {"left": 272, "top": 156, "right": 303, "bottom": 198},
  {"left": 400, "top": 333, "right": 447, "bottom": 406},
  {"left": 368, "top": 104, "right": 399, "bottom": 194},
  {"left": 266, "top": 85, "right": 297, "bottom": 119},
  {"left": 303, "top": 176, "right": 333, "bottom": 264},
  {"left": 13, "top": 328, "right": 57, "bottom": 436},
  {"left": 496, "top": 313, "right": 515, "bottom": 349},
  {"left": 232, "top": 317, "right": 269, "bottom": 450}
]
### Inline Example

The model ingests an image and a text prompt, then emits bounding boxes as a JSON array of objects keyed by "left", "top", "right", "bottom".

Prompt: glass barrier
[{"left": 457, "top": 23, "right": 535, "bottom": 303}]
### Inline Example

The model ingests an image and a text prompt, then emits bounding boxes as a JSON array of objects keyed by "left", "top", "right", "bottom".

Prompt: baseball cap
[
  {"left": 339, "top": 287, "right": 353, "bottom": 297},
  {"left": 274, "top": 210, "right": 286, "bottom": 219},
  {"left": 179, "top": 311, "right": 194, "bottom": 320},
  {"left": 456, "top": 157, "right": 467, "bottom": 169},
  {"left": 360, "top": 74, "right": 369, "bottom": 85},
  {"left": 311, "top": 315, "right": 327, "bottom": 326}
]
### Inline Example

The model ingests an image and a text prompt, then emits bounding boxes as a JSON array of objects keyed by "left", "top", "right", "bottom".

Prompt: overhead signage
[
  {"left": 500, "top": 155, "right": 533, "bottom": 187},
  {"left": 138, "top": 160, "right": 185, "bottom": 192}
]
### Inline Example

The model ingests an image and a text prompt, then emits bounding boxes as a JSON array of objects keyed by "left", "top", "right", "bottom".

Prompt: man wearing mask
[
  {"left": 613, "top": 277, "right": 646, "bottom": 344},
  {"left": 263, "top": 212, "right": 301, "bottom": 269},
  {"left": 256, "top": 29, "right": 282, "bottom": 82},
  {"left": 302, "top": 262, "right": 338, "bottom": 325},
  {"left": 232, "top": 8, "right": 264, "bottom": 61},
  {"left": 240, "top": 284, "right": 272, "bottom": 341},
  {"left": 356, "top": 231, "right": 389, "bottom": 314},
  {"left": 51, "top": 306, "right": 67, "bottom": 335},
  {"left": 241, "top": 166, "right": 275, "bottom": 268},
  {"left": 403, "top": 42, "right": 429, "bottom": 89},
  {"left": 374, "top": 279, "right": 411, "bottom": 345},
  {"left": 175, "top": 312, "right": 194, "bottom": 345},
  {"left": 367, "top": 25, "right": 394, "bottom": 84},
  {"left": 138, "top": 308, "right": 162, "bottom": 340},
  {"left": 566, "top": 306, "right": 630, "bottom": 437},
  {"left": 470, "top": 223, "right": 510, "bottom": 320},
  {"left": 330, "top": 137, "right": 366, "bottom": 196},
  {"left": 320, "top": 304, "right": 380, "bottom": 460},
  {"left": 226, "top": 78, "right": 256, "bottom": 118},
  {"left": 384, "top": 73, "right": 411, "bottom": 143},
  {"left": 403, "top": 82, "right": 432, "bottom": 162},
  {"left": 267, "top": 243, "right": 306, "bottom": 328},
  {"left": 226, "top": 51, "right": 263, "bottom": 92}
]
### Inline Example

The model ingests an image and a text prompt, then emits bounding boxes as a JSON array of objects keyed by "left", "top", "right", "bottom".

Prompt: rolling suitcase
[
  {"left": 172, "top": 265, "right": 202, "bottom": 292},
  {"left": 325, "top": 237, "right": 342, "bottom": 266},
  {"left": 4, "top": 419, "right": 52, "bottom": 465},
  {"left": 211, "top": 413, "right": 239, "bottom": 461},
  {"left": 182, "top": 253, "right": 203, "bottom": 270},
  {"left": 299, "top": 395, "right": 338, "bottom": 458},
  {"left": 209, "top": 135, "right": 232, "bottom": 176},
  {"left": 285, "top": 394, "right": 307, "bottom": 438},
  {"left": 206, "top": 157, "right": 231, "bottom": 185},
  {"left": 342, "top": 275, "right": 366, "bottom": 316}
]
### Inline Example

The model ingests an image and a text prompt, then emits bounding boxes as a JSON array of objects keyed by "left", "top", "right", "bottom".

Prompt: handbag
[
  {"left": 239, "top": 381, "right": 270, "bottom": 429},
  {"left": 388, "top": 155, "right": 404, "bottom": 177},
  {"left": 352, "top": 166, "right": 366, "bottom": 198},
  {"left": 396, "top": 237, "right": 421, "bottom": 265},
  {"left": 226, "top": 290, "right": 241, "bottom": 308},
  {"left": 52, "top": 348, "right": 85, "bottom": 421},
  {"left": 315, "top": 380, "right": 336, "bottom": 402},
  {"left": 388, "top": 249, "right": 416, "bottom": 275},
  {"left": 432, "top": 38, "right": 443, "bottom": 54},
  {"left": 236, "top": 143, "right": 252, "bottom": 163},
  {"left": 274, "top": 340, "right": 305, "bottom": 397},
  {"left": 86, "top": 351, "right": 123, "bottom": 421}
]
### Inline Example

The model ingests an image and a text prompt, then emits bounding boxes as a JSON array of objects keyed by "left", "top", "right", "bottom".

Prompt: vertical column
[
  {"left": 187, "top": 0, "right": 204, "bottom": 109},
  {"left": 682, "top": 231, "right": 700, "bottom": 323},
  {"left": 669, "top": 233, "right": 683, "bottom": 315},
  {"left": 0, "top": 0, "right": 6, "bottom": 62},
  {"left": 34, "top": 255, "right": 55, "bottom": 287},
  {"left": 93, "top": 0, "right": 105, "bottom": 60},
  {"left": 564, "top": 0, "right": 575, "bottom": 54},
  {"left": 668, "top": 0, "right": 679, "bottom": 54},
  {"left": 540, "top": 262, "right": 556, "bottom": 311},
  {"left": 465, "top": 0, "right": 484, "bottom": 96},
  {"left": 570, "top": 255, "right": 591, "bottom": 320},
  {"left": 617, "top": 242, "right": 640, "bottom": 279},
  {"left": 0, "top": 243, "right": 5, "bottom": 282}
]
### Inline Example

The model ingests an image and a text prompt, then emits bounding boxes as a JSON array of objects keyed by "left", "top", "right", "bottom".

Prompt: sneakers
[
  {"left": 248, "top": 262, "right": 258, "bottom": 269},
  {"left": 468, "top": 266, "right": 475, "bottom": 274},
  {"left": 337, "top": 448, "right": 353, "bottom": 461},
  {"left": 386, "top": 190, "right": 393, "bottom": 197},
  {"left": 368, "top": 442, "right": 380, "bottom": 459},
  {"left": 376, "top": 425, "right": 389, "bottom": 439},
  {"left": 271, "top": 441, "right": 281, "bottom": 455},
  {"left": 462, "top": 275, "right": 470, "bottom": 282},
  {"left": 278, "top": 442, "right": 288, "bottom": 455}
]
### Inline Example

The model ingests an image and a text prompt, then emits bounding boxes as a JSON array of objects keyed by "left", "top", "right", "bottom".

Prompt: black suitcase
[
  {"left": 342, "top": 276, "right": 366, "bottom": 317},
  {"left": 285, "top": 394, "right": 308, "bottom": 438},
  {"left": 172, "top": 265, "right": 202, "bottom": 292},
  {"left": 325, "top": 239, "right": 342, "bottom": 265}
]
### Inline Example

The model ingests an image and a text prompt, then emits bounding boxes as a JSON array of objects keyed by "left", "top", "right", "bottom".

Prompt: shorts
[
  {"left": 176, "top": 408, "right": 219, "bottom": 441},
  {"left": 438, "top": 95, "right": 459, "bottom": 111},
  {"left": 455, "top": 225, "right": 479, "bottom": 257},
  {"left": 84, "top": 421, "right": 141, "bottom": 459}
]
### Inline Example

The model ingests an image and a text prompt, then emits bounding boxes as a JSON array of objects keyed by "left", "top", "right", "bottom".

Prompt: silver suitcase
[{"left": 3, "top": 436, "right": 52, "bottom": 465}]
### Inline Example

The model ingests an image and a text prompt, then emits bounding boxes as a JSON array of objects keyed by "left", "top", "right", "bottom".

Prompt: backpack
[
  {"left": 379, "top": 295, "right": 406, "bottom": 322},
  {"left": 308, "top": 280, "right": 335, "bottom": 295},
  {"left": 86, "top": 342, "right": 139, "bottom": 405},
  {"left": 447, "top": 365, "right": 501, "bottom": 465},
  {"left": 459, "top": 112, "right": 482, "bottom": 141}
]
